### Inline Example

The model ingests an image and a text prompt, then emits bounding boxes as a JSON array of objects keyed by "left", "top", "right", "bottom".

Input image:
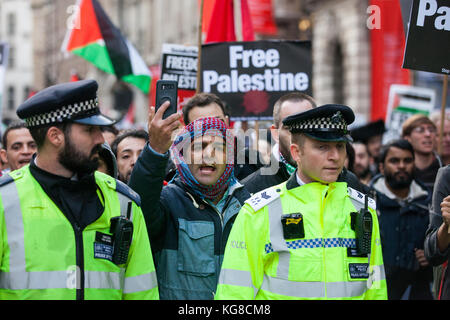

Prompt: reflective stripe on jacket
[
  {"left": 215, "top": 178, "right": 387, "bottom": 300},
  {"left": 0, "top": 166, "right": 159, "bottom": 300}
]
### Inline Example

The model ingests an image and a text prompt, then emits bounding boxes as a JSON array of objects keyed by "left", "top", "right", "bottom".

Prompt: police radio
[
  {"left": 351, "top": 194, "right": 372, "bottom": 255},
  {"left": 110, "top": 202, "right": 133, "bottom": 265}
]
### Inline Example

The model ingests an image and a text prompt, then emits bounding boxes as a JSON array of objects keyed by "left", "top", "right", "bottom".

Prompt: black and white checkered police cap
[
  {"left": 17, "top": 79, "right": 115, "bottom": 128},
  {"left": 282, "top": 104, "right": 355, "bottom": 142}
]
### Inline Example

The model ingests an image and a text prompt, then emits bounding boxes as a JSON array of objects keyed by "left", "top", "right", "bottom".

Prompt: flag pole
[
  {"left": 439, "top": 74, "right": 448, "bottom": 156},
  {"left": 196, "top": 0, "right": 205, "bottom": 93},
  {"left": 233, "top": 0, "right": 243, "bottom": 42},
  {"left": 233, "top": 0, "right": 259, "bottom": 150}
]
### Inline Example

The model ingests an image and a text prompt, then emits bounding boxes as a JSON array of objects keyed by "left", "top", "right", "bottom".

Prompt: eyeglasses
[{"left": 412, "top": 126, "right": 437, "bottom": 134}]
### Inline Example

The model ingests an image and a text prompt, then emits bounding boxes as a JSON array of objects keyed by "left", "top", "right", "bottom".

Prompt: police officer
[
  {"left": 0, "top": 80, "right": 158, "bottom": 300},
  {"left": 215, "top": 104, "right": 387, "bottom": 300}
]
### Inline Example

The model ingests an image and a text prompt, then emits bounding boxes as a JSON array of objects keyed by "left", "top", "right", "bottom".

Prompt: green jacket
[
  {"left": 0, "top": 166, "right": 158, "bottom": 300},
  {"left": 215, "top": 174, "right": 387, "bottom": 300}
]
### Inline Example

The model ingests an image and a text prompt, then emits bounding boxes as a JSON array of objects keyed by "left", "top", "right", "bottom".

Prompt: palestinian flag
[{"left": 62, "top": 0, "right": 151, "bottom": 93}]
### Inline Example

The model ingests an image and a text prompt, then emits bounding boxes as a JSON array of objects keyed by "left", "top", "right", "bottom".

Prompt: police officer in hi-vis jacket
[
  {"left": 215, "top": 104, "right": 387, "bottom": 300},
  {"left": 0, "top": 80, "right": 158, "bottom": 300}
]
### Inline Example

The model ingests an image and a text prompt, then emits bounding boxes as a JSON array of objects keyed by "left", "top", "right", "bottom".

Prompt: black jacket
[
  {"left": 242, "top": 154, "right": 371, "bottom": 195},
  {"left": 241, "top": 156, "right": 290, "bottom": 195},
  {"left": 128, "top": 143, "right": 251, "bottom": 300},
  {"left": 370, "top": 174, "right": 433, "bottom": 299}
]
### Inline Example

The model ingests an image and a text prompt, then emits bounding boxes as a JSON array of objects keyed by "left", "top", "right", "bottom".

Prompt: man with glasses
[{"left": 402, "top": 114, "right": 443, "bottom": 192}]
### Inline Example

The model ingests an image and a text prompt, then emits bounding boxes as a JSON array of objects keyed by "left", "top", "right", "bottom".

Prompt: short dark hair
[
  {"left": 182, "top": 93, "right": 228, "bottom": 125},
  {"left": 111, "top": 129, "right": 149, "bottom": 156},
  {"left": 378, "top": 139, "right": 415, "bottom": 164},
  {"left": 2, "top": 121, "right": 28, "bottom": 149},
  {"left": 273, "top": 93, "right": 317, "bottom": 128},
  {"left": 346, "top": 141, "right": 355, "bottom": 172},
  {"left": 27, "top": 122, "right": 71, "bottom": 150}
]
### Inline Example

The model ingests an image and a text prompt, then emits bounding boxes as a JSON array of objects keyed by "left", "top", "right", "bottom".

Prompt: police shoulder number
[
  {"left": 245, "top": 187, "right": 280, "bottom": 212},
  {"left": 347, "top": 187, "right": 376, "bottom": 211}
]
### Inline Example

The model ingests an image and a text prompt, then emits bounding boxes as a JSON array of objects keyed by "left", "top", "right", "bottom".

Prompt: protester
[
  {"left": 352, "top": 141, "right": 373, "bottom": 185},
  {"left": 431, "top": 111, "right": 450, "bottom": 166},
  {"left": 424, "top": 164, "right": 450, "bottom": 300},
  {"left": 241, "top": 93, "right": 316, "bottom": 194},
  {"left": 0, "top": 121, "right": 37, "bottom": 172},
  {"left": 402, "top": 114, "right": 443, "bottom": 192},
  {"left": 351, "top": 119, "right": 386, "bottom": 176},
  {"left": 182, "top": 92, "right": 264, "bottom": 180},
  {"left": 216, "top": 104, "right": 387, "bottom": 300},
  {"left": 370, "top": 139, "right": 432, "bottom": 300},
  {"left": 0, "top": 80, "right": 158, "bottom": 299},
  {"left": 128, "top": 101, "right": 251, "bottom": 300},
  {"left": 101, "top": 124, "right": 119, "bottom": 146},
  {"left": 111, "top": 129, "right": 148, "bottom": 183}
]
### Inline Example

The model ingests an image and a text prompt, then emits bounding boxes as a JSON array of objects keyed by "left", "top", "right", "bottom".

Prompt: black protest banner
[
  {"left": 201, "top": 40, "right": 312, "bottom": 121},
  {"left": 160, "top": 43, "right": 198, "bottom": 110},
  {"left": 161, "top": 43, "right": 198, "bottom": 90},
  {"left": 403, "top": 0, "right": 450, "bottom": 75}
]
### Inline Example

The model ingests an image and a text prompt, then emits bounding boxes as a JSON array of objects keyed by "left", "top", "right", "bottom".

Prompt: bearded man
[
  {"left": 370, "top": 139, "right": 433, "bottom": 300},
  {"left": 0, "top": 80, "right": 158, "bottom": 300}
]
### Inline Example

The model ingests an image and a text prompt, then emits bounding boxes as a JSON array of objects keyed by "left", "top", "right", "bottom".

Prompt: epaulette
[
  {"left": 347, "top": 186, "right": 376, "bottom": 211},
  {"left": 245, "top": 187, "right": 280, "bottom": 212},
  {"left": 0, "top": 174, "right": 14, "bottom": 187},
  {"left": 114, "top": 179, "right": 141, "bottom": 207}
]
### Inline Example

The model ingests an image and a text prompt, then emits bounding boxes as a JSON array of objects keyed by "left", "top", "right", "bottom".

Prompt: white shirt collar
[{"left": 296, "top": 172, "right": 308, "bottom": 186}]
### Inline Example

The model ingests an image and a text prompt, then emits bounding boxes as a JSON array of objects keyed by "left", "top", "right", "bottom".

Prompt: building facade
[
  {"left": 30, "top": 0, "right": 199, "bottom": 126},
  {"left": 0, "top": 0, "right": 34, "bottom": 125},
  {"left": 16, "top": 0, "right": 374, "bottom": 127},
  {"left": 309, "top": 0, "right": 371, "bottom": 125}
]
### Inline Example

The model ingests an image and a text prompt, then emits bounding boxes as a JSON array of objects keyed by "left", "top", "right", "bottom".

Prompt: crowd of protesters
[{"left": 0, "top": 79, "right": 449, "bottom": 300}]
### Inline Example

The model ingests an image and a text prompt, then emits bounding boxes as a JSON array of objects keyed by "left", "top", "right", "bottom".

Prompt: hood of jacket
[{"left": 369, "top": 173, "right": 431, "bottom": 209}]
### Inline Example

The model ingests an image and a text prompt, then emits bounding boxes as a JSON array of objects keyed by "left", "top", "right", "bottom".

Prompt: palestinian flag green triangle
[{"left": 62, "top": 0, "right": 151, "bottom": 94}]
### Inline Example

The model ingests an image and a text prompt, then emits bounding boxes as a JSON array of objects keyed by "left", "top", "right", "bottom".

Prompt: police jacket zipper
[{"left": 73, "top": 223, "right": 85, "bottom": 300}]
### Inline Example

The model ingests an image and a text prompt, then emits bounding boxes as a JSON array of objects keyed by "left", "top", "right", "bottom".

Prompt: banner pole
[
  {"left": 196, "top": 0, "right": 205, "bottom": 93},
  {"left": 233, "top": 0, "right": 243, "bottom": 41},
  {"left": 439, "top": 74, "right": 448, "bottom": 156}
]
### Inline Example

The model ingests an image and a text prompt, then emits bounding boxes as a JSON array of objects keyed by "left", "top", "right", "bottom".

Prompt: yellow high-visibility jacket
[
  {"left": 0, "top": 166, "right": 159, "bottom": 300},
  {"left": 215, "top": 176, "right": 387, "bottom": 300}
]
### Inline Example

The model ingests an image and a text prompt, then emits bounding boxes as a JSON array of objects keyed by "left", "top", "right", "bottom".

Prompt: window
[
  {"left": 8, "top": 46, "right": 14, "bottom": 69},
  {"left": 23, "top": 86, "right": 31, "bottom": 101},
  {"left": 332, "top": 41, "right": 344, "bottom": 104},
  {"left": 7, "top": 12, "right": 16, "bottom": 36},
  {"left": 7, "top": 86, "right": 15, "bottom": 111}
]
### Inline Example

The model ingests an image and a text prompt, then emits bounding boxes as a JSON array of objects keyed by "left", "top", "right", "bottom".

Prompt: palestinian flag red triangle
[{"left": 62, "top": 0, "right": 151, "bottom": 93}]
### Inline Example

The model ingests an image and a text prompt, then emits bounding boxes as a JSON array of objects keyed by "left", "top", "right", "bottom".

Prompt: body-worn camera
[
  {"left": 110, "top": 202, "right": 133, "bottom": 265},
  {"left": 281, "top": 213, "right": 305, "bottom": 240},
  {"left": 155, "top": 80, "right": 178, "bottom": 119}
]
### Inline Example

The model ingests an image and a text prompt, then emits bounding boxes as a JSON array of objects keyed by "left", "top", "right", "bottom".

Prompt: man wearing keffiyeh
[{"left": 128, "top": 101, "right": 251, "bottom": 300}]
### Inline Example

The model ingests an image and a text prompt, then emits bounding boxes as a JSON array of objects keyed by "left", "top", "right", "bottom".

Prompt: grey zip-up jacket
[{"left": 424, "top": 165, "right": 450, "bottom": 299}]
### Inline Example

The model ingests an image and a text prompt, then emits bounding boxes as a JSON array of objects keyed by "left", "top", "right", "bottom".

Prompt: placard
[{"left": 201, "top": 40, "right": 312, "bottom": 121}]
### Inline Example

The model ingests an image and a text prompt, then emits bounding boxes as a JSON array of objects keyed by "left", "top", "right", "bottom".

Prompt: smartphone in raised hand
[{"left": 155, "top": 80, "right": 178, "bottom": 119}]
